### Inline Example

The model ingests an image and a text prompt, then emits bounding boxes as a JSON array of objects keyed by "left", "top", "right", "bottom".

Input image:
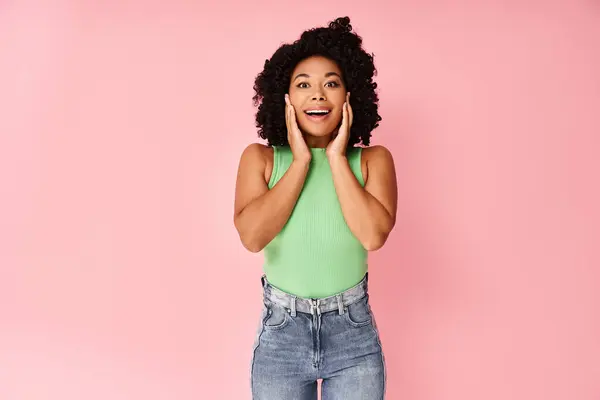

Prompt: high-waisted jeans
[{"left": 250, "top": 272, "right": 386, "bottom": 399}]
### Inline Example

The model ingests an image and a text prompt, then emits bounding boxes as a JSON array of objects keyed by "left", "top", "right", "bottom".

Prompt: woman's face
[{"left": 288, "top": 55, "right": 347, "bottom": 140}]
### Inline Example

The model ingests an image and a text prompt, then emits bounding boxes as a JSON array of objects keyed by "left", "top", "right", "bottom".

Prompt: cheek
[
  {"left": 288, "top": 89, "right": 303, "bottom": 107},
  {"left": 330, "top": 108, "right": 343, "bottom": 125}
]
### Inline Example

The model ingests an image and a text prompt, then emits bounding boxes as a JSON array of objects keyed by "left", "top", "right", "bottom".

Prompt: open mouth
[{"left": 304, "top": 109, "right": 331, "bottom": 121}]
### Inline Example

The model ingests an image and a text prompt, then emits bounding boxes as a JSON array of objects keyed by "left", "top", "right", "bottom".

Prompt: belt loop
[
  {"left": 337, "top": 294, "right": 344, "bottom": 315},
  {"left": 290, "top": 296, "right": 297, "bottom": 317}
]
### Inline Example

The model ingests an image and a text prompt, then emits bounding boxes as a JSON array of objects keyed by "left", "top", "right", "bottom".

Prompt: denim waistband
[{"left": 260, "top": 273, "right": 369, "bottom": 317}]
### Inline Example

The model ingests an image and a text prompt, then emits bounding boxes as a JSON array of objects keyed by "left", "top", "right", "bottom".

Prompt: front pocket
[
  {"left": 263, "top": 302, "right": 290, "bottom": 330},
  {"left": 344, "top": 295, "right": 373, "bottom": 327}
]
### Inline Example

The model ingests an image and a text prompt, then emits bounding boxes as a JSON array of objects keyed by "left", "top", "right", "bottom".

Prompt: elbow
[
  {"left": 237, "top": 230, "right": 264, "bottom": 253},
  {"left": 362, "top": 220, "right": 395, "bottom": 251},
  {"left": 362, "top": 232, "right": 387, "bottom": 251},
  {"left": 234, "top": 219, "right": 265, "bottom": 253},
  {"left": 241, "top": 238, "right": 264, "bottom": 253}
]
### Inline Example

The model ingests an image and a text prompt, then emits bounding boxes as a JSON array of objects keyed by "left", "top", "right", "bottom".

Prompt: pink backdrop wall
[{"left": 1, "top": 1, "right": 599, "bottom": 399}]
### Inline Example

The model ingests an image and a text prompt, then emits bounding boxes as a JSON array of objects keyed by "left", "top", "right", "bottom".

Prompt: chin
[
  {"left": 305, "top": 130, "right": 332, "bottom": 137},
  {"left": 299, "top": 123, "right": 337, "bottom": 137}
]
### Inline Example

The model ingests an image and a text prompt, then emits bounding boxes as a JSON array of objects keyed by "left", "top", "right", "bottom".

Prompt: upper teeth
[{"left": 307, "top": 110, "right": 330, "bottom": 115}]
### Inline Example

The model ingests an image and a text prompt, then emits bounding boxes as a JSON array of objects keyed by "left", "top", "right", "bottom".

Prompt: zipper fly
[{"left": 311, "top": 299, "right": 322, "bottom": 369}]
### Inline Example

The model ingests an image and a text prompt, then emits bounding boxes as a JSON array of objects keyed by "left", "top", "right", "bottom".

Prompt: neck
[{"left": 303, "top": 133, "right": 333, "bottom": 148}]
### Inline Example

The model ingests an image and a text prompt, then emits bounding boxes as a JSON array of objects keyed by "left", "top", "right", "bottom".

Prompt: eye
[
  {"left": 325, "top": 81, "right": 340, "bottom": 88},
  {"left": 297, "top": 82, "right": 309, "bottom": 88}
]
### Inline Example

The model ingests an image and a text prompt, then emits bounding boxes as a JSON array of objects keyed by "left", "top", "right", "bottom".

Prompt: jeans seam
[
  {"left": 250, "top": 311, "right": 267, "bottom": 398},
  {"left": 369, "top": 312, "right": 386, "bottom": 399}
]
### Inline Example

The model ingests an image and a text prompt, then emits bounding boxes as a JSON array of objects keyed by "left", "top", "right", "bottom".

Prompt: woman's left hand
[{"left": 326, "top": 92, "right": 353, "bottom": 159}]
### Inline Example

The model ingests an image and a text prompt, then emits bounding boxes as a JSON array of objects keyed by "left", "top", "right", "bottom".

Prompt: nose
[{"left": 312, "top": 89, "right": 326, "bottom": 101}]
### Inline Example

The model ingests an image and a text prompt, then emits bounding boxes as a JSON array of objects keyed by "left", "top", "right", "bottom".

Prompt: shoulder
[
  {"left": 360, "top": 145, "right": 395, "bottom": 184},
  {"left": 238, "top": 143, "right": 275, "bottom": 169},
  {"left": 240, "top": 143, "right": 273, "bottom": 161},
  {"left": 362, "top": 145, "right": 393, "bottom": 162},
  {"left": 238, "top": 143, "right": 275, "bottom": 182}
]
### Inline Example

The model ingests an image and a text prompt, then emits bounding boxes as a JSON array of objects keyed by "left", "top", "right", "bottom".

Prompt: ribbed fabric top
[{"left": 263, "top": 146, "right": 367, "bottom": 298}]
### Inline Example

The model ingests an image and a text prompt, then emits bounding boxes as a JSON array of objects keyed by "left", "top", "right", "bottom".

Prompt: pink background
[{"left": 1, "top": 1, "right": 599, "bottom": 399}]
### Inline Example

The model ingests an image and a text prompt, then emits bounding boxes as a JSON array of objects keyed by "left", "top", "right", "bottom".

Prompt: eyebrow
[{"left": 293, "top": 72, "right": 342, "bottom": 81}]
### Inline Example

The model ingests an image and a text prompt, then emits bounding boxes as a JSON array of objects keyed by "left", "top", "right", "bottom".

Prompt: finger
[
  {"left": 341, "top": 103, "right": 351, "bottom": 141},
  {"left": 290, "top": 105, "right": 300, "bottom": 135},
  {"left": 347, "top": 93, "right": 353, "bottom": 127},
  {"left": 348, "top": 103, "right": 353, "bottom": 128},
  {"left": 285, "top": 103, "right": 289, "bottom": 130},
  {"left": 284, "top": 94, "right": 289, "bottom": 126},
  {"left": 285, "top": 94, "right": 290, "bottom": 129}
]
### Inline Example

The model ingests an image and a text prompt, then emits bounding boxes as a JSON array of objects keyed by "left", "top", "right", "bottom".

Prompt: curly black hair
[{"left": 252, "top": 16, "right": 381, "bottom": 148}]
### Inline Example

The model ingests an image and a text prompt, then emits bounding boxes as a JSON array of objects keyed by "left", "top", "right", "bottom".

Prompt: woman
[{"left": 234, "top": 16, "right": 397, "bottom": 400}]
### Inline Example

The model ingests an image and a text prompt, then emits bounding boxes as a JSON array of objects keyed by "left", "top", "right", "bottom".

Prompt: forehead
[{"left": 292, "top": 56, "right": 341, "bottom": 76}]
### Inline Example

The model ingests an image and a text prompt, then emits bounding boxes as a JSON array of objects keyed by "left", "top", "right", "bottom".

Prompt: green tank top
[{"left": 263, "top": 145, "right": 368, "bottom": 298}]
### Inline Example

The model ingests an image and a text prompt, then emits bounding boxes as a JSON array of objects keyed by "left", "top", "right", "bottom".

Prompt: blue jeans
[{"left": 250, "top": 273, "right": 386, "bottom": 399}]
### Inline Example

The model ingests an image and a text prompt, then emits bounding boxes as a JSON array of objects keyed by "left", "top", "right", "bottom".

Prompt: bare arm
[
  {"left": 233, "top": 143, "right": 310, "bottom": 253},
  {"left": 328, "top": 145, "right": 397, "bottom": 251}
]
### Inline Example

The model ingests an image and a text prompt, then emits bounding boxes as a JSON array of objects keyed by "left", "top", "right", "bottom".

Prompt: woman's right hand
[{"left": 285, "top": 94, "right": 311, "bottom": 164}]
